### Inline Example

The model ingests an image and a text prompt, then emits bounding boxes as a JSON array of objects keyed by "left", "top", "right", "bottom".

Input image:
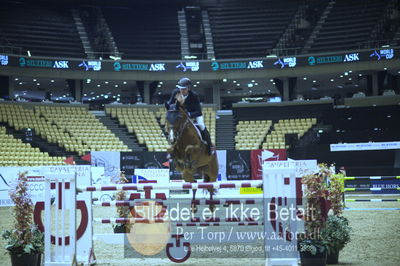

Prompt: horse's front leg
[
  {"left": 182, "top": 171, "right": 197, "bottom": 213},
  {"left": 191, "top": 187, "right": 198, "bottom": 214}
]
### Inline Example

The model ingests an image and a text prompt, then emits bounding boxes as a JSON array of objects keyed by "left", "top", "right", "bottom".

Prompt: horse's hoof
[{"left": 209, "top": 204, "right": 216, "bottom": 213}]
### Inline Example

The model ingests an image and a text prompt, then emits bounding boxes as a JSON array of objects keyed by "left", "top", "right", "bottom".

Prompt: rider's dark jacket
[{"left": 166, "top": 89, "right": 202, "bottom": 119}]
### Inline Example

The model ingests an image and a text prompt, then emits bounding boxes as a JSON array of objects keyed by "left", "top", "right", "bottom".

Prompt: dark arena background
[{"left": 0, "top": 0, "right": 399, "bottom": 265}]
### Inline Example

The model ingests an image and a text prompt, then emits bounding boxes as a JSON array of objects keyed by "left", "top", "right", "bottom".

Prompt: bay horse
[{"left": 165, "top": 104, "right": 218, "bottom": 213}]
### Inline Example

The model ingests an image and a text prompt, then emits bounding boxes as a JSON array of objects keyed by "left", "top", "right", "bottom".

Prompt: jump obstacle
[
  {"left": 40, "top": 162, "right": 399, "bottom": 266},
  {"left": 42, "top": 173, "right": 272, "bottom": 266}
]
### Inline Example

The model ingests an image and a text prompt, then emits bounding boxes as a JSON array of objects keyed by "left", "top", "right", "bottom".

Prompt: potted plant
[
  {"left": 321, "top": 215, "right": 351, "bottom": 264},
  {"left": 112, "top": 172, "right": 133, "bottom": 233},
  {"left": 322, "top": 171, "right": 351, "bottom": 264},
  {"left": 298, "top": 164, "right": 331, "bottom": 266},
  {"left": 2, "top": 171, "right": 44, "bottom": 266}
]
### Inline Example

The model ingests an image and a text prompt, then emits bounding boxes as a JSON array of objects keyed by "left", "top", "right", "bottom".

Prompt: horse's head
[{"left": 166, "top": 104, "right": 188, "bottom": 143}]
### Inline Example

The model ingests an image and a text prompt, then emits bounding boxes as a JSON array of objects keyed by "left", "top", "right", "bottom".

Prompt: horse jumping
[{"left": 165, "top": 104, "right": 218, "bottom": 212}]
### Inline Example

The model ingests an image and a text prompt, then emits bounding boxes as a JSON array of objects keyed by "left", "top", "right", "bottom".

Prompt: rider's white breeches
[{"left": 195, "top": 116, "right": 205, "bottom": 131}]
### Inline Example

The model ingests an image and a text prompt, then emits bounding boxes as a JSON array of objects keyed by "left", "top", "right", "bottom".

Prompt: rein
[{"left": 173, "top": 115, "right": 190, "bottom": 144}]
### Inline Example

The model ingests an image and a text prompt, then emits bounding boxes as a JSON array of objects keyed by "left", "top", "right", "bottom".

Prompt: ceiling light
[
  {"left": 115, "top": 85, "right": 118, "bottom": 87},
  {"left": 344, "top": 72, "right": 348, "bottom": 76},
  {"left": 330, "top": 79, "right": 334, "bottom": 82},
  {"left": 123, "top": 81, "right": 127, "bottom": 84},
  {"left": 247, "top": 83, "right": 253, "bottom": 88},
  {"left": 222, "top": 78, "right": 227, "bottom": 82},
  {"left": 270, "top": 79, "right": 273, "bottom": 82},
  {"left": 50, "top": 80, "right": 54, "bottom": 83},
  {"left": 340, "top": 75, "right": 343, "bottom": 78},
  {"left": 313, "top": 80, "right": 316, "bottom": 83},
  {"left": 36, "top": 83, "right": 40, "bottom": 86},
  {"left": 349, "top": 70, "right": 352, "bottom": 73},
  {"left": 105, "top": 81, "right": 109, "bottom": 84},
  {"left": 233, "top": 80, "right": 236, "bottom": 83},
  {"left": 97, "top": 84, "right": 101, "bottom": 87},
  {"left": 19, "top": 82, "right": 23, "bottom": 85},
  {"left": 196, "top": 81, "right": 200, "bottom": 84},
  {"left": 109, "top": 55, "right": 121, "bottom": 61},
  {"left": 33, "top": 79, "right": 37, "bottom": 82},
  {"left": 359, "top": 74, "right": 362, "bottom": 77},
  {"left": 251, "top": 80, "right": 255, "bottom": 83}
]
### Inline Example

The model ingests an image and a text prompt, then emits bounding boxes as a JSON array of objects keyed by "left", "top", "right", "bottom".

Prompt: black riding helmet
[{"left": 176, "top": 77, "right": 192, "bottom": 89}]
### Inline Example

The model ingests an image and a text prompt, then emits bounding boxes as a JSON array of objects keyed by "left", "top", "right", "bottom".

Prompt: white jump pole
[{"left": 44, "top": 173, "right": 77, "bottom": 266}]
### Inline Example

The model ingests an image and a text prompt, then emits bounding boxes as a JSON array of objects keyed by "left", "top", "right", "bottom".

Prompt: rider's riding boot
[{"left": 201, "top": 128, "right": 213, "bottom": 155}]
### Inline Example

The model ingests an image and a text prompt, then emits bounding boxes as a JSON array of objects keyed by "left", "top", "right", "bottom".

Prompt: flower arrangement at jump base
[
  {"left": 322, "top": 170, "right": 351, "bottom": 264},
  {"left": 298, "top": 163, "right": 331, "bottom": 266},
  {"left": 1, "top": 171, "right": 44, "bottom": 266},
  {"left": 113, "top": 171, "right": 133, "bottom": 233}
]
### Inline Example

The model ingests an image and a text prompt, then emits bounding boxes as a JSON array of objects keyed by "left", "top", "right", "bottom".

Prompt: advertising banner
[
  {"left": 226, "top": 151, "right": 251, "bottom": 180},
  {"left": 250, "top": 149, "right": 287, "bottom": 180}
]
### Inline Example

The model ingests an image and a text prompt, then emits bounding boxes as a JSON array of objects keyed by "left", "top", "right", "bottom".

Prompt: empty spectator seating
[
  {"left": 0, "top": 2, "right": 85, "bottom": 58},
  {"left": 0, "top": 103, "right": 82, "bottom": 154},
  {"left": 0, "top": 126, "right": 65, "bottom": 166},
  {"left": 108, "top": 107, "right": 169, "bottom": 152},
  {"left": 308, "top": 0, "right": 388, "bottom": 53},
  {"left": 262, "top": 118, "right": 316, "bottom": 149},
  {"left": 102, "top": 4, "right": 181, "bottom": 60},
  {"left": 36, "top": 105, "right": 130, "bottom": 154},
  {"left": 205, "top": 0, "right": 299, "bottom": 58},
  {"left": 235, "top": 120, "right": 272, "bottom": 150}
]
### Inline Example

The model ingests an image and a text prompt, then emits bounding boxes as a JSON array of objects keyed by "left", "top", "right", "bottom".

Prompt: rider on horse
[{"left": 165, "top": 77, "right": 214, "bottom": 155}]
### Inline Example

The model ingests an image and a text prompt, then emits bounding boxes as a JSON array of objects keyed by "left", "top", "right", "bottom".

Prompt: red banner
[{"left": 250, "top": 149, "right": 287, "bottom": 180}]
